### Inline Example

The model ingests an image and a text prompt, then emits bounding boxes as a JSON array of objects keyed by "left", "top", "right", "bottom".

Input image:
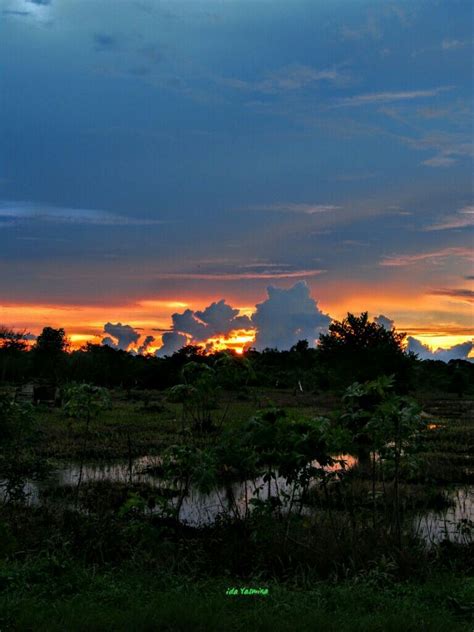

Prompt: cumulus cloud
[
  {"left": 251, "top": 281, "right": 331, "bottom": 351},
  {"left": 101, "top": 322, "right": 141, "bottom": 351},
  {"left": 101, "top": 336, "right": 116, "bottom": 348},
  {"left": 156, "top": 332, "right": 188, "bottom": 357},
  {"left": 171, "top": 310, "right": 209, "bottom": 341},
  {"left": 407, "top": 337, "right": 473, "bottom": 362},
  {"left": 155, "top": 299, "right": 253, "bottom": 355},
  {"left": 194, "top": 300, "right": 252, "bottom": 336},
  {"left": 172, "top": 300, "right": 251, "bottom": 341},
  {"left": 374, "top": 315, "right": 394, "bottom": 330}
]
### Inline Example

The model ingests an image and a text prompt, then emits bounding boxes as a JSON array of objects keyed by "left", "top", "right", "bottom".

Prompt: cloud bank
[
  {"left": 155, "top": 282, "right": 332, "bottom": 355},
  {"left": 407, "top": 336, "right": 473, "bottom": 362},
  {"left": 155, "top": 299, "right": 253, "bottom": 356}
]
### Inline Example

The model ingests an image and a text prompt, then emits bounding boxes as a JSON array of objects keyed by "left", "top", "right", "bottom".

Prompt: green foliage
[
  {"left": 162, "top": 444, "right": 219, "bottom": 495},
  {"left": 237, "top": 410, "right": 336, "bottom": 482},
  {"left": 340, "top": 376, "right": 422, "bottom": 452},
  {"left": 0, "top": 395, "right": 35, "bottom": 445},
  {"left": 63, "top": 383, "right": 111, "bottom": 422},
  {"left": 167, "top": 362, "right": 220, "bottom": 433},
  {"left": 118, "top": 492, "right": 147, "bottom": 518},
  {"left": 213, "top": 351, "right": 255, "bottom": 389},
  {"left": 0, "top": 559, "right": 471, "bottom": 632},
  {"left": 0, "top": 395, "right": 43, "bottom": 503}
]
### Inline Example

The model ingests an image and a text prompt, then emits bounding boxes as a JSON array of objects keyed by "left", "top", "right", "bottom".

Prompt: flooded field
[{"left": 5, "top": 455, "right": 473, "bottom": 546}]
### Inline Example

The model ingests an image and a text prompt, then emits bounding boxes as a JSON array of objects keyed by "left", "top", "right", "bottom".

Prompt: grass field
[{"left": 1, "top": 562, "right": 473, "bottom": 631}]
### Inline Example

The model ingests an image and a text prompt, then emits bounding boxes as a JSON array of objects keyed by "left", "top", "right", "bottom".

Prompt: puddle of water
[
  {"left": 4, "top": 456, "right": 473, "bottom": 546},
  {"left": 413, "top": 487, "right": 473, "bottom": 546},
  {"left": 1, "top": 454, "right": 356, "bottom": 525}
]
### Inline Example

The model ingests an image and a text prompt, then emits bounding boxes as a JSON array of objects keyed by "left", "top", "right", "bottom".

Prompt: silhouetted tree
[
  {"left": 318, "top": 312, "right": 414, "bottom": 390},
  {"left": 34, "top": 327, "right": 68, "bottom": 355},
  {"left": 0, "top": 327, "right": 29, "bottom": 382},
  {"left": 33, "top": 327, "right": 68, "bottom": 381}
]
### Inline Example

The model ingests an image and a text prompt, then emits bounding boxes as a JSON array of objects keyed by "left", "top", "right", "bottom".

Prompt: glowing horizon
[
  {"left": 1, "top": 1, "right": 472, "bottom": 360},
  {"left": 2, "top": 285, "right": 472, "bottom": 356}
]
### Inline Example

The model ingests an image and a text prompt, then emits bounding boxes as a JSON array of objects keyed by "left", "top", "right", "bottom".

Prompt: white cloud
[
  {"left": 222, "top": 64, "right": 339, "bottom": 94},
  {"left": 442, "top": 38, "right": 468, "bottom": 50},
  {"left": 0, "top": 201, "right": 166, "bottom": 226},
  {"left": 335, "top": 87, "right": 451, "bottom": 108},
  {"left": 251, "top": 281, "right": 331, "bottom": 351},
  {"left": 149, "top": 269, "right": 325, "bottom": 281},
  {"left": 422, "top": 156, "right": 457, "bottom": 167},
  {"left": 380, "top": 247, "right": 473, "bottom": 267},
  {"left": 248, "top": 203, "right": 341, "bottom": 215},
  {"left": 423, "top": 206, "right": 474, "bottom": 231}
]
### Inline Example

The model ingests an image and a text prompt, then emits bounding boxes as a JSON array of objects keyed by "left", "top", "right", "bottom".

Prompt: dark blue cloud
[
  {"left": 0, "top": 0, "right": 471, "bottom": 338},
  {"left": 93, "top": 33, "right": 120, "bottom": 52},
  {"left": 407, "top": 337, "right": 473, "bottom": 362}
]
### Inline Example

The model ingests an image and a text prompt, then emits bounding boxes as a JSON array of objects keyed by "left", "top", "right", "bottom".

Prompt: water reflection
[
  {"left": 3, "top": 456, "right": 472, "bottom": 546},
  {"left": 413, "top": 487, "right": 473, "bottom": 546},
  {"left": 2, "top": 454, "right": 356, "bottom": 524}
]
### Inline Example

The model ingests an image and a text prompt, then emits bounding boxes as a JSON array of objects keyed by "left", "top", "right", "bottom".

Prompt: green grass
[
  {"left": 1, "top": 561, "right": 472, "bottom": 631},
  {"left": 33, "top": 388, "right": 330, "bottom": 460}
]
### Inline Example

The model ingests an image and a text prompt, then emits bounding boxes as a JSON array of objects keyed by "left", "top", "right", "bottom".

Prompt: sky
[{"left": 0, "top": 0, "right": 473, "bottom": 357}]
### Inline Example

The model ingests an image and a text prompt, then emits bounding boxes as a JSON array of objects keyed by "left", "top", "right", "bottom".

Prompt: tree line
[{"left": 0, "top": 313, "right": 472, "bottom": 395}]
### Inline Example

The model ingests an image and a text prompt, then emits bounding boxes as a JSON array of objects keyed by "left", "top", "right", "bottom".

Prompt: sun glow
[
  {"left": 201, "top": 329, "right": 256, "bottom": 355},
  {"left": 410, "top": 334, "right": 473, "bottom": 352}
]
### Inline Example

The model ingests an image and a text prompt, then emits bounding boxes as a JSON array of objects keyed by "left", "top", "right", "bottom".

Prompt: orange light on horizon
[
  {"left": 200, "top": 329, "right": 256, "bottom": 355},
  {"left": 2, "top": 292, "right": 472, "bottom": 357}
]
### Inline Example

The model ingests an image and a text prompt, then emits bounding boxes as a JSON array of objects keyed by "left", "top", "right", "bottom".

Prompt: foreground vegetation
[
  {"left": 0, "top": 315, "right": 473, "bottom": 629},
  {"left": 1, "top": 561, "right": 472, "bottom": 631}
]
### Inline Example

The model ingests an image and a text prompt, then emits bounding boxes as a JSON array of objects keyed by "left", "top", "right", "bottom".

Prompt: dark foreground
[{"left": 1, "top": 562, "right": 473, "bottom": 632}]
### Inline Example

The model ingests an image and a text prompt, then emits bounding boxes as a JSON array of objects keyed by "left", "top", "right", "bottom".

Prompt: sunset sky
[{"left": 1, "top": 0, "right": 472, "bottom": 357}]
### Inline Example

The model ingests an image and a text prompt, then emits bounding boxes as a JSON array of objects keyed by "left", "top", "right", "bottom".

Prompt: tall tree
[
  {"left": 318, "top": 312, "right": 414, "bottom": 390},
  {"left": 33, "top": 327, "right": 68, "bottom": 381}
]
